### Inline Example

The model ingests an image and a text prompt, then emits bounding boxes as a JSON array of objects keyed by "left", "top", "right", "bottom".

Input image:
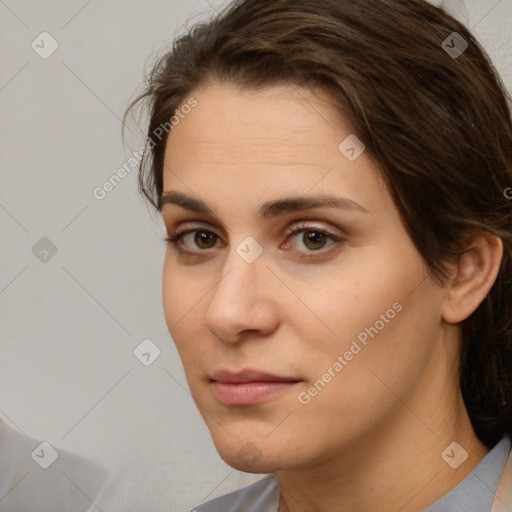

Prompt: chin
[
  {"left": 223, "top": 455, "right": 277, "bottom": 474},
  {"left": 218, "top": 446, "right": 281, "bottom": 474},
  {"left": 210, "top": 432, "right": 301, "bottom": 474}
]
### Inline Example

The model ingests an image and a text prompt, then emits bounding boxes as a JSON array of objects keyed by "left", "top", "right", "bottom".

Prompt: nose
[{"left": 203, "top": 249, "right": 280, "bottom": 343}]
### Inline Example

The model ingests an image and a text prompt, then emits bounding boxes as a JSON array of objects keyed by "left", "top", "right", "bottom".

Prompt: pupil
[
  {"left": 196, "top": 231, "right": 215, "bottom": 248},
  {"left": 305, "top": 231, "right": 325, "bottom": 249}
]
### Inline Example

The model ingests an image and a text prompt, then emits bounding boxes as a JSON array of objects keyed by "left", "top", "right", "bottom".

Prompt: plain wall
[{"left": 1, "top": 0, "right": 511, "bottom": 510}]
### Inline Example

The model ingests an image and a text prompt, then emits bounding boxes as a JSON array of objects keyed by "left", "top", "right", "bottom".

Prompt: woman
[{"left": 124, "top": 0, "right": 512, "bottom": 510}]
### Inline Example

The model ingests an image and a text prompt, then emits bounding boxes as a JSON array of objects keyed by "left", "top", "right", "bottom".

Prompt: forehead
[
  {"left": 165, "top": 82, "right": 347, "bottom": 162},
  {"left": 161, "top": 82, "right": 386, "bottom": 215}
]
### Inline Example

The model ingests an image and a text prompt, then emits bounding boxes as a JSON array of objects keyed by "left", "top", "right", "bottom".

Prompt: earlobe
[{"left": 441, "top": 231, "right": 503, "bottom": 324}]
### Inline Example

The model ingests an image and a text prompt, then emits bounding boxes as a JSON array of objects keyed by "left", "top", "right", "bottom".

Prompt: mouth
[{"left": 210, "top": 368, "right": 303, "bottom": 406}]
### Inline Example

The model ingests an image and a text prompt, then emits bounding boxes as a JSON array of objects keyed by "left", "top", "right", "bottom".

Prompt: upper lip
[{"left": 210, "top": 369, "right": 301, "bottom": 383}]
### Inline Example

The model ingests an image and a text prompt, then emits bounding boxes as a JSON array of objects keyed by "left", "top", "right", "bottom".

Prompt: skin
[{"left": 160, "top": 81, "right": 503, "bottom": 512}]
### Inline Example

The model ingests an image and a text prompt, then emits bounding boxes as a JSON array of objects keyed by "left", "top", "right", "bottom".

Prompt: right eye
[{"left": 165, "top": 229, "right": 222, "bottom": 254}]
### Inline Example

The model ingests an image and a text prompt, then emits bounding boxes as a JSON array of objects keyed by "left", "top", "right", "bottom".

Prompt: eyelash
[{"left": 164, "top": 223, "right": 345, "bottom": 258}]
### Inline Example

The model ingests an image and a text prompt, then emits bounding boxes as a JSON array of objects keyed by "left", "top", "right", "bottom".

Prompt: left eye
[
  {"left": 286, "top": 227, "right": 342, "bottom": 252},
  {"left": 165, "top": 225, "right": 343, "bottom": 254}
]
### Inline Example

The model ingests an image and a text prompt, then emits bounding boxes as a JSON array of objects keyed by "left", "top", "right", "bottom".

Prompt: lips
[
  {"left": 210, "top": 369, "right": 302, "bottom": 406},
  {"left": 210, "top": 369, "right": 301, "bottom": 383}
]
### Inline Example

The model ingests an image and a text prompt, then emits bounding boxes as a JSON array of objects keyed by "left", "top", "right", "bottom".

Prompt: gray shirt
[
  {"left": 194, "top": 435, "right": 511, "bottom": 512},
  {"left": 0, "top": 421, "right": 107, "bottom": 512}
]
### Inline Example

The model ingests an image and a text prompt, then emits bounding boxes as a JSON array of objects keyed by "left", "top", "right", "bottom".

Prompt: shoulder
[
  {"left": 0, "top": 421, "right": 107, "bottom": 512},
  {"left": 193, "top": 475, "right": 280, "bottom": 512}
]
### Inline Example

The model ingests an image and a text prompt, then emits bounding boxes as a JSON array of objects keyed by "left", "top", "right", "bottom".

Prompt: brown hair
[{"left": 124, "top": 0, "right": 512, "bottom": 448}]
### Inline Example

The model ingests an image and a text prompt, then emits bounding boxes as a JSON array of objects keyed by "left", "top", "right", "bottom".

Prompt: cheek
[
  {"left": 161, "top": 258, "right": 203, "bottom": 353},
  {"left": 162, "top": 255, "right": 203, "bottom": 318},
  {"left": 298, "top": 304, "right": 395, "bottom": 390},
  {"left": 302, "top": 275, "right": 442, "bottom": 418},
  {"left": 162, "top": 259, "right": 180, "bottom": 329},
  {"left": 295, "top": 250, "right": 429, "bottom": 382}
]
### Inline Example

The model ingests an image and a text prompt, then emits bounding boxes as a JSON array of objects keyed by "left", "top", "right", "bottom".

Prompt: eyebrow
[{"left": 159, "top": 191, "right": 370, "bottom": 218}]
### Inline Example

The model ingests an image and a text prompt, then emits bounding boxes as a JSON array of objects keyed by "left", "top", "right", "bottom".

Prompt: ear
[{"left": 441, "top": 231, "right": 503, "bottom": 324}]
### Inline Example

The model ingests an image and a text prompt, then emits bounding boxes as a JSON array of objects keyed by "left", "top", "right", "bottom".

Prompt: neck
[{"left": 276, "top": 379, "right": 489, "bottom": 512}]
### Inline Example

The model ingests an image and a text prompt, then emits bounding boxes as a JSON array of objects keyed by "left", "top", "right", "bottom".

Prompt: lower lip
[{"left": 211, "top": 381, "right": 300, "bottom": 406}]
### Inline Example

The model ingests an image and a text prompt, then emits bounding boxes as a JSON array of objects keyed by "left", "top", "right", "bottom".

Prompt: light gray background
[{"left": 1, "top": 0, "right": 511, "bottom": 510}]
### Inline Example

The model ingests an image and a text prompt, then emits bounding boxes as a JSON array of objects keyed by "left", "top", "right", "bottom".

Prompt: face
[{"left": 161, "top": 82, "right": 449, "bottom": 473}]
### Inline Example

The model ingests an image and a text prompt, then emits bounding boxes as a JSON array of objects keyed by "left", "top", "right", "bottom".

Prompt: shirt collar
[{"left": 425, "top": 435, "right": 511, "bottom": 512}]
